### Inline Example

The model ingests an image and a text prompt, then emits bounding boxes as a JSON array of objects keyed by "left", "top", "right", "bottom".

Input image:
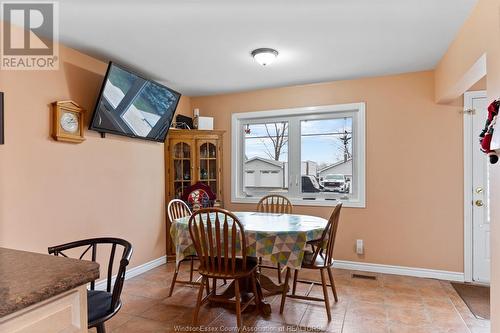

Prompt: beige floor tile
[
  {"left": 344, "top": 301, "right": 387, "bottom": 322},
  {"left": 299, "top": 307, "right": 345, "bottom": 331},
  {"left": 384, "top": 284, "right": 420, "bottom": 297},
  {"left": 111, "top": 316, "right": 171, "bottom": 333},
  {"left": 138, "top": 268, "right": 174, "bottom": 284},
  {"left": 122, "top": 278, "right": 170, "bottom": 300},
  {"left": 349, "top": 287, "right": 385, "bottom": 304},
  {"left": 418, "top": 285, "right": 449, "bottom": 299},
  {"left": 383, "top": 292, "right": 424, "bottom": 308},
  {"left": 306, "top": 298, "right": 349, "bottom": 313},
  {"left": 266, "top": 298, "right": 308, "bottom": 326},
  {"left": 207, "top": 307, "right": 258, "bottom": 330},
  {"left": 387, "top": 324, "right": 438, "bottom": 333},
  {"left": 120, "top": 294, "right": 159, "bottom": 316},
  {"left": 386, "top": 304, "right": 431, "bottom": 326},
  {"left": 428, "top": 308, "right": 469, "bottom": 323},
  {"left": 350, "top": 278, "right": 382, "bottom": 289},
  {"left": 193, "top": 304, "right": 225, "bottom": 326},
  {"left": 105, "top": 312, "right": 135, "bottom": 331},
  {"left": 106, "top": 263, "right": 489, "bottom": 333},
  {"left": 342, "top": 319, "right": 389, "bottom": 333},
  {"left": 138, "top": 303, "right": 190, "bottom": 323},
  {"left": 432, "top": 322, "right": 471, "bottom": 333}
]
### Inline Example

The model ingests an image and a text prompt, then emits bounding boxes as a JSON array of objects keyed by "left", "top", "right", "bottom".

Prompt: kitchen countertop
[{"left": 0, "top": 247, "right": 100, "bottom": 318}]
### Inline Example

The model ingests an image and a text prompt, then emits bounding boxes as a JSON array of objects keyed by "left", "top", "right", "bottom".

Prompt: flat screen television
[{"left": 89, "top": 62, "right": 181, "bottom": 142}]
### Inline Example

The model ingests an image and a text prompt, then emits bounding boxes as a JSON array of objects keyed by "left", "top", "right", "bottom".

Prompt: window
[
  {"left": 232, "top": 103, "right": 365, "bottom": 207},
  {"left": 243, "top": 122, "right": 288, "bottom": 195},
  {"left": 301, "top": 118, "right": 353, "bottom": 195}
]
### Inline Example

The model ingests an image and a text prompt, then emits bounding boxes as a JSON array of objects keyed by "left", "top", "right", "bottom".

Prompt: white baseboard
[
  {"left": 94, "top": 255, "right": 167, "bottom": 291},
  {"left": 333, "top": 259, "right": 465, "bottom": 282}
]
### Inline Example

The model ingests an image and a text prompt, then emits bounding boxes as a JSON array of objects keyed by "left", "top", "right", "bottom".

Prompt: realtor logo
[{"left": 1, "top": 2, "right": 59, "bottom": 70}]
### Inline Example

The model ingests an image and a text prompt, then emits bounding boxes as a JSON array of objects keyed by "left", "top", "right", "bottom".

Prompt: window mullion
[
  {"left": 288, "top": 118, "right": 301, "bottom": 198},
  {"left": 237, "top": 120, "right": 244, "bottom": 198}
]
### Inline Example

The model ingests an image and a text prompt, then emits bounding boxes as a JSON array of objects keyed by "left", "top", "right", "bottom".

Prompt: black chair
[{"left": 48, "top": 238, "right": 133, "bottom": 333}]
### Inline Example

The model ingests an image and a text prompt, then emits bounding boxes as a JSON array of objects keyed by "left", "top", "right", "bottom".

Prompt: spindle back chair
[
  {"left": 256, "top": 194, "right": 293, "bottom": 214},
  {"left": 167, "top": 199, "right": 192, "bottom": 222},
  {"left": 188, "top": 208, "right": 260, "bottom": 330},
  {"left": 280, "top": 204, "right": 342, "bottom": 321},
  {"left": 306, "top": 202, "right": 342, "bottom": 267},
  {"left": 256, "top": 194, "right": 293, "bottom": 283},
  {"left": 48, "top": 238, "right": 133, "bottom": 333},
  {"left": 189, "top": 208, "right": 248, "bottom": 277},
  {"left": 167, "top": 199, "right": 198, "bottom": 296}
]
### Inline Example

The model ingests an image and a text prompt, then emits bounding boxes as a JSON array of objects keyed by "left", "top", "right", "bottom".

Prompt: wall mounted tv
[{"left": 89, "top": 62, "right": 181, "bottom": 142}]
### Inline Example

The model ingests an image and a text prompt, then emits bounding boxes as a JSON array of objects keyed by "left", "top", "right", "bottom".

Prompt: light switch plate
[{"left": 356, "top": 239, "right": 364, "bottom": 254}]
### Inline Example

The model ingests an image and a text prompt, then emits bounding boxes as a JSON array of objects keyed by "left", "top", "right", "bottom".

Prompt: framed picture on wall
[{"left": 0, "top": 92, "right": 3, "bottom": 145}]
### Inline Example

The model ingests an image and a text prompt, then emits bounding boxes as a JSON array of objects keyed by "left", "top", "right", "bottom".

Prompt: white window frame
[{"left": 231, "top": 102, "right": 366, "bottom": 208}]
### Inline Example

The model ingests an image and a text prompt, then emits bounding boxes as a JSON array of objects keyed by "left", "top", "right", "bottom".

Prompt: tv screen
[{"left": 89, "top": 62, "right": 181, "bottom": 142}]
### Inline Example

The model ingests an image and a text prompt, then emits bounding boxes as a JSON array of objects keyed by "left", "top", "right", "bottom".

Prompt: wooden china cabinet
[{"left": 164, "top": 129, "right": 225, "bottom": 255}]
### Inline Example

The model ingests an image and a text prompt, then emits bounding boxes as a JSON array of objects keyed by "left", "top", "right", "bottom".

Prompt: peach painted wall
[
  {"left": 434, "top": 0, "right": 500, "bottom": 330},
  {"left": 469, "top": 76, "right": 487, "bottom": 91},
  {"left": 191, "top": 71, "right": 464, "bottom": 272},
  {"left": 0, "top": 38, "right": 191, "bottom": 270}
]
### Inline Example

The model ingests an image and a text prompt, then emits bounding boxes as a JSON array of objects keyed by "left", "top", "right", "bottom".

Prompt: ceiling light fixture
[{"left": 251, "top": 48, "right": 279, "bottom": 66}]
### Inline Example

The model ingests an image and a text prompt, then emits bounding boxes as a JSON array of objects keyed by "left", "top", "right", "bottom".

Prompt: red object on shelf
[{"left": 181, "top": 182, "right": 216, "bottom": 202}]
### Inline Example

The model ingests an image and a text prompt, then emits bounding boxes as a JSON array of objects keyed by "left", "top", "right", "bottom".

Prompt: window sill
[{"left": 231, "top": 196, "right": 366, "bottom": 208}]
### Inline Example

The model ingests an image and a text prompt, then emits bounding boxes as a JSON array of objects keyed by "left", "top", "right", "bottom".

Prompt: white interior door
[{"left": 464, "top": 91, "right": 490, "bottom": 283}]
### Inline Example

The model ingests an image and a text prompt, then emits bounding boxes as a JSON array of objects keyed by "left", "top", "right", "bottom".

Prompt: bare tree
[{"left": 262, "top": 122, "right": 288, "bottom": 161}]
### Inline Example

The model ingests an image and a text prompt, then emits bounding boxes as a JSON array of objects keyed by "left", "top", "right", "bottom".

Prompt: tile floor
[{"left": 89, "top": 262, "right": 490, "bottom": 333}]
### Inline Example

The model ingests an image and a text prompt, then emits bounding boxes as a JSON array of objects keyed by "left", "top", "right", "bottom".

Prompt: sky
[{"left": 244, "top": 117, "right": 352, "bottom": 166}]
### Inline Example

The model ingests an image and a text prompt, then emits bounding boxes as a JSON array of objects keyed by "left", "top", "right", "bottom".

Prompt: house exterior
[
  {"left": 244, "top": 157, "right": 351, "bottom": 190},
  {"left": 244, "top": 157, "right": 287, "bottom": 189},
  {"left": 318, "top": 158, "right": 353, "bottom": 181}
]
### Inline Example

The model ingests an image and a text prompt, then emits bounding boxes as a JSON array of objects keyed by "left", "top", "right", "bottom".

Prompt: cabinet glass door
[
  {"left": 198, "top": 141, "right": 218, "bottom": 195},
  {"left": 172, "top": 141, "right": 192, "bottom": 198}
]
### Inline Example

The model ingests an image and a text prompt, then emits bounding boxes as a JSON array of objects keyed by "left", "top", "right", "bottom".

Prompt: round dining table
[{"left": 171, "top": 211, "right": 328, "bottom": 315}]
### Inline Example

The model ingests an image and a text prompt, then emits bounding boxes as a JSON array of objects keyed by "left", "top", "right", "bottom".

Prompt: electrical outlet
[{"left": 356, "top": 239, "right": 364, "bottom": 254}]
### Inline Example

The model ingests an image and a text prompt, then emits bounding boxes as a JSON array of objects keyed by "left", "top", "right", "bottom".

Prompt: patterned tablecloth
[{"left": 171, "top": 211, "right": 328, "bottom": 270}]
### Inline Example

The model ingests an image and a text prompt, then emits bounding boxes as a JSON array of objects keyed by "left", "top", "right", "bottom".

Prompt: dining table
[{"left": 171, "top": 211, "right": 328, "bottom": 315}]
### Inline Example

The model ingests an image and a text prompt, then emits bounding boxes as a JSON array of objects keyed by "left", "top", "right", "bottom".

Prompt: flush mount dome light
[{"left": 251, "top": 48, "right": 279, "bottom": 66}]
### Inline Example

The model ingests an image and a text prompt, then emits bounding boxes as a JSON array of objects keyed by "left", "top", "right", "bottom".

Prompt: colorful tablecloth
[{"left": 171, "top": 211, "right": 328, "bottom": 270}]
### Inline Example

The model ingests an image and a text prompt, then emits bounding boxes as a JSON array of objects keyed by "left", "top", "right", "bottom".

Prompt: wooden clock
[{"left": 52, "top": 100, "right": 85, "bottom": 143}]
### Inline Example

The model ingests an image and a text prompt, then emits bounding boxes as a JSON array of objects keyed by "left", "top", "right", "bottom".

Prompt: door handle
[{"left": 475, "top": 200, "right": 484, "bottom": 207}]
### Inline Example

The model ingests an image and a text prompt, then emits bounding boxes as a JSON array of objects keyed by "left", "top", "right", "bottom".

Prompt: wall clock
[{"left": 52, "top": 100, "right": 85, "bottom": 143}]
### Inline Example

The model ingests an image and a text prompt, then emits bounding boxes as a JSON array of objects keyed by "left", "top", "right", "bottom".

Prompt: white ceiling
[{"left": 55, "top": 0, "right": 477, "bottom": 96}]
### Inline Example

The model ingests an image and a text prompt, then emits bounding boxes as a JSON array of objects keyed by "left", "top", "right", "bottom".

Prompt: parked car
[
  {"left": 302, "top": 175, "right": 322, "bottom": 193},
  {"left": 321, "top": 174, "right": 348, "bottom": 193}
]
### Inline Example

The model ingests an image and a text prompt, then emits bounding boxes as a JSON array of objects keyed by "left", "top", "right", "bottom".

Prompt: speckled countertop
[{"left": 0, "top": 247, "right": 100, "bottom": 318}]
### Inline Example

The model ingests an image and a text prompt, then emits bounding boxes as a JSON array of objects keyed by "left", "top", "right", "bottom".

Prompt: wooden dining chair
[
  {"left": 189, "top": 208, "right": 261, "bottom": 330},
  {"left": 256, "top": 194, "right": 293, "bottom": 283},
  {"left": 48, "top": 238, "right": 133, "bottom": 333},
  {"left": 167, "top": 199, "right": 197, "bottom": 296},
  {"left": 257, "top": 194, "right": 293, "bottom": 214},
  {"left": 279, "top": 203, "right": 342, "bottom": 321}
]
